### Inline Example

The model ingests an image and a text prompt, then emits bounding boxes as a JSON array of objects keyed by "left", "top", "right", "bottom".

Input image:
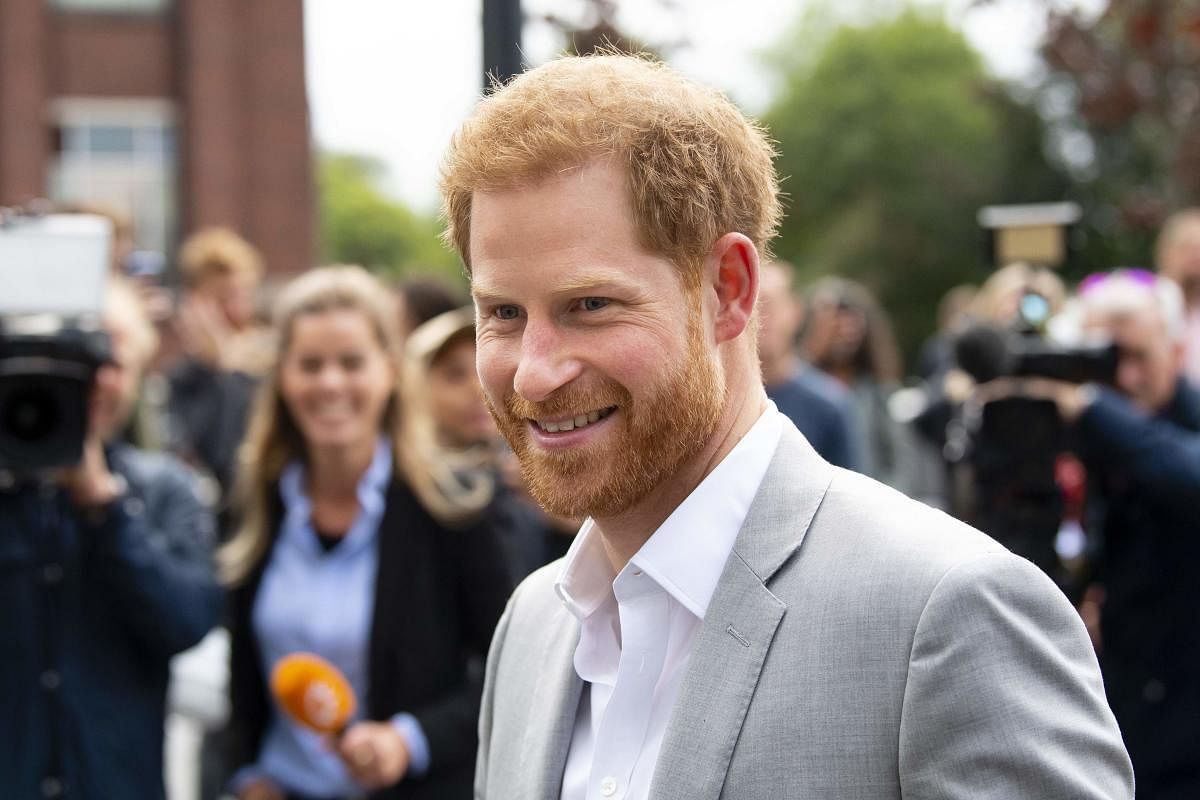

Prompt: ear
[{"left": 708, "top": 233, "right": 759, "bottom": 345}]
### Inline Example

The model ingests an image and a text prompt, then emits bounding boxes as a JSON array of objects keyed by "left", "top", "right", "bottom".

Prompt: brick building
[{"left": 0, "top": 0, "right": 313, "bottom": 276}]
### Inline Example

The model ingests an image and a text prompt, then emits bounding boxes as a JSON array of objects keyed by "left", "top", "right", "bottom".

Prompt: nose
[
  {"left": 314, "top": 363, "right": 345, "bottom": 393},
  {"left": 512, "top": 319, "right": 582, "bottom": 402}
]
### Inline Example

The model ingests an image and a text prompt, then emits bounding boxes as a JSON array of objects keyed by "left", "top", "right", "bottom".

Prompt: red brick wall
[
  {"left": 0, "top": 0, "right": 49, "bottom": 203},
  {"left": 0, "top": 0, "right": 313, "bottom": 276},
  {"left": 50, "top": 13, "right": 173, "bottom": 98}
]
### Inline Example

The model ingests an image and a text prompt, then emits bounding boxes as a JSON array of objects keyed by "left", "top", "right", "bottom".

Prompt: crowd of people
[{"left": 2, "top": 51, "right": 1198, "bottom": 800}]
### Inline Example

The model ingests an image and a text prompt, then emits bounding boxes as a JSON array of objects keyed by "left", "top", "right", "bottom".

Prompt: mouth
[{"left": 529, "top": 406, "right": 617, "bottom": 434}]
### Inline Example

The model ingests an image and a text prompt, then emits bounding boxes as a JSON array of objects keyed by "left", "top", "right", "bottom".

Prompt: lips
[{"left": 532, "top": 406, "right": 616, "bottom": 433}]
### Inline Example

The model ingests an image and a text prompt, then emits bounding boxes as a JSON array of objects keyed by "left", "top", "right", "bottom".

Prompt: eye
[
  {"left": 579, "top": 297, "right": 609, "bottom": 312},
  {"left": 493, "top": 305, "right": 521, "bottom": 321},
  {"left": 298, "top": 356, "right": 322, "bottom": 373},
  {"left": 340, "top": 354, "right": 365, "bottom": 371}
]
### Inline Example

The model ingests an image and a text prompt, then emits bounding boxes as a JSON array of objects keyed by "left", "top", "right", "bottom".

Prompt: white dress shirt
[{"left": 555, "top": 405, "right": 784, "bottom": 800}]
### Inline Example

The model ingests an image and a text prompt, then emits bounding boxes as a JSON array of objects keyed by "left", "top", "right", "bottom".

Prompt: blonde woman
[{"left": 219, "top": 266, "right": 511, "bottom": 800}]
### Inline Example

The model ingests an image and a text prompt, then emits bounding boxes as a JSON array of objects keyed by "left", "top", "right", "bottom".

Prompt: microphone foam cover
[{"left": 269, "top": 652, "right": 357, "bottom": 734}]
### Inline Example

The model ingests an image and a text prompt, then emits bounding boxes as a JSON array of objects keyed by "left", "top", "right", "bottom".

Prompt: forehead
[
  {"left": 469, "top": 160, "right": 649, "bottom": 289},
  {"left": 288, "top": 307, "right": 378, "bottom": 344},
  {"left": 1084, "top": 306, "right": 1167, "bottom": 346}
]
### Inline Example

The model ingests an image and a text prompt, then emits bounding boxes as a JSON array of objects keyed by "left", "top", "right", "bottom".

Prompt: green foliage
[
  {"left": 317, "top": 153, "right": 464, "bottom": 285},
  {"left": 763, "top": 9, "right": 1065, "bottom": 364}
]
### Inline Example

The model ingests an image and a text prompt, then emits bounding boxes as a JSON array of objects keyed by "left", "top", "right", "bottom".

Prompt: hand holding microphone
[{"left": 269, "top": 653, "right": 410, "bottom": 789}]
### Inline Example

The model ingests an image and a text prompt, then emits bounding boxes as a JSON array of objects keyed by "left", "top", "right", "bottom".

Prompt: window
[
  {"left": 50, "top": 0, "right": 170, "bottom": 13},
  {"left": 49, "top": 98, "right": 178, "bottom": 256}
]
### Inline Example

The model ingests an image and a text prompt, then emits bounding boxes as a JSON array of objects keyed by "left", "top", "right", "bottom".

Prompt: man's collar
[{"left": 554, "top": 404, "right": 783, "bottom": 620}]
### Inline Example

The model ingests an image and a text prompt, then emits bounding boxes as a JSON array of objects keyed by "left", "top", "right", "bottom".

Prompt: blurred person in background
[
  {"left": 984, "top": 269, "right": 1200, "bottom": 798},
  {"left": 0, "top": 277, "right": 221, "bottom": 799},
  {"left": 169, "top": 227, "right": 271, "bottom": 517},
  {"left": 1155, "top": 208, "right": 1200, "bottom": 386},
  {"left": 219, "top": 267, "right": 511, "bottom": 800},
  {"left": 915, "top": 283, "right": 978, "bottom": 382},
  {"left": 393, "top": 275, "right": 467, "bottom": 341},
  {"left": 405, "top": 307, "right": 558, "bottom": 582},
  {"left": 802, "top": 276, "right": 920, "bottom": 494},
  {"left": 972, "top": 261, "right": 1066, "bottom": 329},
  {"left": 756, "top": 261, "right": 860, "bottom": 469}
]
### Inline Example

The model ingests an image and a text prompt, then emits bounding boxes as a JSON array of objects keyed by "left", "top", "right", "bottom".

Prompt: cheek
[{"left": 476, "top": 341, "right": 514, "bottom": 398}]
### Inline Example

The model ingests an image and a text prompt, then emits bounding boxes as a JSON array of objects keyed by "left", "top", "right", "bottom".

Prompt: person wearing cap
[{"left": 405, "top": 307, "right": 566, "bottom": 582}]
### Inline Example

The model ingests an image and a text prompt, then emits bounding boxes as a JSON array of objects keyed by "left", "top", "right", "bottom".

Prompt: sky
[{"left": 303, "top": 0, "right": 1104, "bottom": 212}]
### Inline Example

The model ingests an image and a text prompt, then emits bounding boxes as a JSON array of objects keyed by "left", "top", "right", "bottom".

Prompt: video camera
[{"left": 0, "top": 209, "right": 112, "bottom": 474}]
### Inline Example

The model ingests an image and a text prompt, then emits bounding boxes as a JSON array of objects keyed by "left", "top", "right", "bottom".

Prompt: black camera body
[
  {"left": 0, "top": 211, "right": 113, "bottom": 475},
  {"left": 946, "top": 319, "right": 1117, "bottom": 589}
]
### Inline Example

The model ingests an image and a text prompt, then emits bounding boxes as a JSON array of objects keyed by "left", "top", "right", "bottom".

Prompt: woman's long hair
[
  {"left": 804, "top": 277, "right": 903, "bottom": 384},
  {"left": 218, "top": 266, "right": 489, "bottom": 586}
]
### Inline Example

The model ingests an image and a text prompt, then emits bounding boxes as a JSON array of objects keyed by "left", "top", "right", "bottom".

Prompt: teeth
[{"left": 536, "top": 407, "right": 611, "bottom": 433}]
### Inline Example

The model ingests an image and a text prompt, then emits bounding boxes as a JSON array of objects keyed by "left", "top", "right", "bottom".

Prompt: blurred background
[
  {"left": 4, "top": 0, "right": 1191, "bottom": 361},
  {"left": 4, "top": 1, "right": 1200, "bottom": 798}
]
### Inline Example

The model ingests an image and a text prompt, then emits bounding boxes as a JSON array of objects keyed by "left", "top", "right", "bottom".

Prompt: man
[
  {"left": 442, "top": 55, "right": 1133, "bottom": 799},
  {"left": 1155, "top": 209, "right": 1200, "bottom": 385},
  {"left": 0, "top": 277, "right": 221, "bottom": 799},
  {"left": 756, "top": 260, "right": 861, "bottom": 470},
  {"left": 1002, "top": 270, "right": 1200, "bottom": 798}
]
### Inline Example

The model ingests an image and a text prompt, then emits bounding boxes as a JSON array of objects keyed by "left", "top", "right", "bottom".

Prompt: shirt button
[
  {"left": 42, "top": 564, "right": 63, "bottom": 584},
  {"left": 40, "top": 670, "right": 61, "bottom": 691},
  {"left": 123, "top": 496, "right": 144, "bottom": 517},
  {"left": 599, "top": 776, "right": 618, "bottom": 797},
  {"left": 41, "top": 776, "right": 63, "bottom": 797}
]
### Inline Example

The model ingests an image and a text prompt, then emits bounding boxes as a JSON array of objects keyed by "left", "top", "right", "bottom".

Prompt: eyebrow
[{"left": 472, "top": 270, "right": 639, "bottom": 305}]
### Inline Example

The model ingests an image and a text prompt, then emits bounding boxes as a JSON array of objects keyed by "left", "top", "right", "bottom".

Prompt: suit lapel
[
  {"left": 650, "top": 422, "right": 833, "bottom": 800},
  {"left": 519, "top": 606, "right": 584, "bottom": 798}
]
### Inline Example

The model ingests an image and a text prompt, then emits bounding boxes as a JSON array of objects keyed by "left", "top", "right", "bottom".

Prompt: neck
[
  {"left": 829, "top": 363, "right": 855, "bottom": 387},
  {"left": 761, "top": 351, "right": 799, "bottom": 387},
  {"left": 305, "top": 437, "right": 378, "bottom": 501},
  {"left": 593, "top": 383, "right": 769, "bottom": 573}
]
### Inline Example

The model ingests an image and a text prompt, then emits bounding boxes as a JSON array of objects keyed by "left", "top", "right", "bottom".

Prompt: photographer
[
  {"left": 0, "top": 277, "right": 222, "bottom": 799},
  {"left": 976, "top": 269, "right": 1200, "bottom": 799}
]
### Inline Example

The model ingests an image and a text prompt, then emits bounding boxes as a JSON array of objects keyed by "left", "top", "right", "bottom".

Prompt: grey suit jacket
[{"left": 476, "top": 421, "right": 1133, "bottom": 799}]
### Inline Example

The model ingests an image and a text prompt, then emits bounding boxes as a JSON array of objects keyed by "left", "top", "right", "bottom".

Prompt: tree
[
  {"left": 317, "top": 153, "right": 463, "bottom": 283},
  {"left": 763, "top": 9, "right": 1067, "bottom": 362},
  {"left": 1029, "top": 0, "right": 1200, "bottom": 267}
]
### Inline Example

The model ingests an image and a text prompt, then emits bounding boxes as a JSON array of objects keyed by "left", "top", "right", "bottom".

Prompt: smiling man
[{"left": 441, "top": 54, "right": 1133, "bottom": 800}]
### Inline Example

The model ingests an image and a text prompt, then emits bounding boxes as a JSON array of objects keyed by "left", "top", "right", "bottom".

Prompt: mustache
[{"left": 504, "top": 382, "right": 629, "bottom": 421}]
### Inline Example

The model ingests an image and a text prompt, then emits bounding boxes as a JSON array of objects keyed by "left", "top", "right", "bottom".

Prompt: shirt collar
[
  {"left": 556, "top": 403, "right": 783, "bottom": 621},
  {"left": 278, "top": 437, "right": 394, "bottom": 555}
]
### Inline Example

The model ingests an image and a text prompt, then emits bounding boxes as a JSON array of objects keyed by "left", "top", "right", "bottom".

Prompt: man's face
[
  {"left": 756, "top": 264, "right": 801, "bottom": 369},
  {"left": 1086, "top": 308, "right": 1183, "bottom": 413},
  {"left": 470, "top": 160, "right": 726, "bottom": 520},
  {"left": 91, "top": 319, "right": 143, "bottom": 442},
  {"left": 1160, "top": 234, "right": 1200, "bottom": 306}
]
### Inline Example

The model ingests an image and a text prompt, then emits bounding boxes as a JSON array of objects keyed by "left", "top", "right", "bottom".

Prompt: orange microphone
[{"left": 270, "top": 652, "right": 357, "bottom": 734}]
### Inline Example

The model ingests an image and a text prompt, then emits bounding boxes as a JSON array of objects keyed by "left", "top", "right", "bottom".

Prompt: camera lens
[{"left": 2, "top": 385, "right": 58, "bottom": 443}]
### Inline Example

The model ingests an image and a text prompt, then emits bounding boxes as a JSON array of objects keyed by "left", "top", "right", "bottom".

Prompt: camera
[{"left": 0, "top": 211, "right": 113, "bottom": 474}]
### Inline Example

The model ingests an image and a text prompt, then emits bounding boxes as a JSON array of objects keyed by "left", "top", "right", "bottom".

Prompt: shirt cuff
[{"left": 390, "top": 712, "right": 431, "bottom": 777}]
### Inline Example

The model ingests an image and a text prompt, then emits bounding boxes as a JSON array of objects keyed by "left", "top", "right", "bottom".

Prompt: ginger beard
[{"left": 486, "top": 313, "right": 727, "bottom": 520}]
